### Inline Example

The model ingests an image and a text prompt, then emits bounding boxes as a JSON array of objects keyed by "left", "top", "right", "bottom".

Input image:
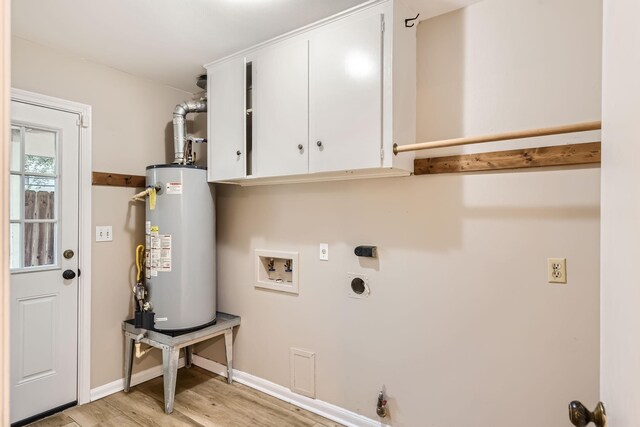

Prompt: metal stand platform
[{"left": 122, "top": 312, "right": 241, "bottom": 414}]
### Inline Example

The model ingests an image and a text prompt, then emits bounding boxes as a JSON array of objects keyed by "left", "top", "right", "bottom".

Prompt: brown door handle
[{"left": 569, "top": 401, "right": 606, "bottom": 427}]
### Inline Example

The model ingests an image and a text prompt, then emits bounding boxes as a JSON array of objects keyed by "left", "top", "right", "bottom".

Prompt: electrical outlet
[
  {"left": 96, "top": 226, "right": 113, "bottom": 242},
  {"left": 547, "top": 258, "right": 566, "bottom": 283}
]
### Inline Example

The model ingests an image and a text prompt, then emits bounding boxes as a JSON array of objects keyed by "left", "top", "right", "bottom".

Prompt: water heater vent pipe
[{"left": 173, "top": 99, "right": 207, "bottom": 164}]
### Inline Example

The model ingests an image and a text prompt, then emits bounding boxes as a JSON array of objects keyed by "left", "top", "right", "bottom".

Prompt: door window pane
[
  {"left": 11, "top": 127, "right": 21, "bottom": 172},
  {"left": 10, "top": 223, "right": 20, "bottom": 269},
  {"left": 24, "top": 186, "right": 56, "bottom": 219},
  {"left": 24, "top": 223, "right": 55, "bottom": 267},
  {"left": 24, "top": 128, "right": 56, "bottom": 175},
  {"left": 25, "top": 175, "right": 56, "bottom": 192},
  {"left": 10, "top": 175, "right": 21, "bottom": 220},
  {"left": 10, "top": 124, "right": 59, "bottom": 270}
]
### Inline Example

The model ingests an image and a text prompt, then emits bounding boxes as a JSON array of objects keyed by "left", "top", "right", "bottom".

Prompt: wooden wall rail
[
  {"left": 92, "top": 143, "right": 601, "bottom": 184},
  {"left": 92, "top": 172, "right": 146, "bottom": 188},
  {"left": 414, "top": 142, "right": 601, "bottom": 175}
]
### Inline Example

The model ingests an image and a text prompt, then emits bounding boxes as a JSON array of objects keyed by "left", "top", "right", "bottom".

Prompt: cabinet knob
[
  {"left": 236, "top": 150, "right": 242, "bottom": 156},
  {"left": 298, "top": 144, "right": 303, "bottom": 150},
  {"left": 569, "top": 401, "right": 606, "bottom": 427},
  {"left": 316, "top": 141, "right": 323, "bottom": 148}
]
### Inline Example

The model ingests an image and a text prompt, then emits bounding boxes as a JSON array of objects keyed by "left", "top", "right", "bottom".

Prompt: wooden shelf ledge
[{"left": 413, "top": 142, "right": 601, "bottom": 175}]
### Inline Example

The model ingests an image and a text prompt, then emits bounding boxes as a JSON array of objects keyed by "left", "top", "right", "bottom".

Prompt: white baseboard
[
  {"left": 90, "top": 357, "right": 185, "bottom": 401},
  {"left": 191, "top": 354, "right": 228, "bottom": 377},
  {"left": 191, "top": 354, "right": 389, "bottom": 427}
]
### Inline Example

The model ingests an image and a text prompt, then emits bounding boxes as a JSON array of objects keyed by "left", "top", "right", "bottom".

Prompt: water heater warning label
[
  {"left": 166, "top": 182, "right": 182, "bottom": 194},
  {"left": 147, "top": 229, "right": 172, "bottom": 274},
  {"left": 159, "top": 235, "right": 172, "bottom": 272}
]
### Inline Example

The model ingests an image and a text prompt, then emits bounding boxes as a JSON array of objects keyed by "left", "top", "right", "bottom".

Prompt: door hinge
[
  {"left": 381, "top": 148, "right": 385, "bottom": 160},
  {"left": 76, "top": 114, "right": 89, "bottom": 128},
  {"left": 381, "top": 16, "right": 385, "bottom": 33}
]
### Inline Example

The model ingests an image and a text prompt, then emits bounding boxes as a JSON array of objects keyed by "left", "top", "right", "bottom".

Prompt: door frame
[
  {"left": 10, "top": 88, "right": 92, "bottom": 405},
  {"left": 1, "top": 0, "right": 10, "bottom": 424}
]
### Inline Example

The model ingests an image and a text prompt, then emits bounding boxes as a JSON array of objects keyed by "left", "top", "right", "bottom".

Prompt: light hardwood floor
[{"left": 27, "top": 366, "right": 343, "bottom": 427}]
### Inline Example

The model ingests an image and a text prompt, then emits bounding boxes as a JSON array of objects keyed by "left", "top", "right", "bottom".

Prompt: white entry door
[{"left": 9, "top": 100, "right": 80, "bottom": 424}]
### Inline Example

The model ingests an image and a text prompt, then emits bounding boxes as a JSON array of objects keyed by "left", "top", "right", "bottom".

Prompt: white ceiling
[{"left": 12, "top": 0, "right": 482, "bottom": 93}]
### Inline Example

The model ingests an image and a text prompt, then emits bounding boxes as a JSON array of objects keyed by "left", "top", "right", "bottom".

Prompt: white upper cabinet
[
  {"left": 208, "top": 57, "right": 246, "bottom": 182},
  {"left": 252, "top": 40, "right": 309, "bottom": 178},
  {"left": 205, "top": 0, "right": 416, "bottom": 185},
  {"left": 309, "top": 11, "right": 383, "bottom": 174}
]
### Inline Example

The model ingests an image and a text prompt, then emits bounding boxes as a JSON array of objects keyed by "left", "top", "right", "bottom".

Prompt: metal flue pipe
[{"left": 173, "top": 100, "right": 207, "bottom": 164}]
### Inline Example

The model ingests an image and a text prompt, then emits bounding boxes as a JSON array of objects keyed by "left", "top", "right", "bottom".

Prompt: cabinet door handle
[
  {"left": 298, "top": 144, "right": 303, "bottom": 150},
  {"left": 316, "top": 141, "right": 323, "bottom": 148},
  {"left": 236, "top": 150, "right": 242, "bottom": 156}
]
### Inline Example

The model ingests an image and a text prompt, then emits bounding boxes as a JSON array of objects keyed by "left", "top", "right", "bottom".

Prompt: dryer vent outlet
[{"left": 347, "top": 273, "right": 370, "bottom": 299}]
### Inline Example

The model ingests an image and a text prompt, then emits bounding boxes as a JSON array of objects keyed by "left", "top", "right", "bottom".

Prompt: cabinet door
[
  {"left": 309, "top": 11, "right": 383, "bottom": 174},
  {"left": 208, "top": 57, "right": 246, "bottom": 181},
  {"left": 254, "top": 40, "right": 309, "bottom": 178}
]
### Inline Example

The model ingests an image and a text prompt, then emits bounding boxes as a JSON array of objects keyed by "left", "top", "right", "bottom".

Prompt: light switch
[
  {"left": 319, "top": 243, "right": 329, "bottom": 261},
  {"left": 96, "top": 226, "right": 113, "bottom": 242}
]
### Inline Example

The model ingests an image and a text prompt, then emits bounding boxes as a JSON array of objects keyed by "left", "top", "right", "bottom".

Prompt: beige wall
[
  {"left": 600, "top": 0, "right": 640, "bottom": 424},
  {"left": 11, "top": 36, "right": 204, "bottom": 388},
  {"left": 417, "top": 0, "right": 602, "bottom": 152},
  {"left": 196, "top": 0, "right": 602, "bottom": 425}
]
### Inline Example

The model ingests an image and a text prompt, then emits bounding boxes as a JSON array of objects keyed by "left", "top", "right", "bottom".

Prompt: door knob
[
  {"left": 62, "top": 269, "right": 76, "bottom": 280},
  {"left": 569, "top": 401, "right": 606, "bottom": 427}
]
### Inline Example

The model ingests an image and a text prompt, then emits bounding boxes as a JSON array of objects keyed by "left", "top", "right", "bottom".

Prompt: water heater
[{"left": 145, "top": 164, "right": 216, "bottom": 331}]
